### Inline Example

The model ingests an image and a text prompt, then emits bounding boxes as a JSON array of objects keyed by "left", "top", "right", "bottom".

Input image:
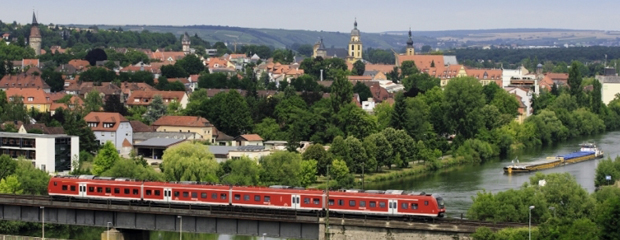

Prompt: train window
[
  {"left": 174, "top": 191, "right": 179, "bottom": 197},
  {"left": 212, "top": 193, "right": 217, "bottom": 199},
  {"left": 255, "top": 195, "right": 261, "bottom": 202},
  {"left": 379, "top": 202, "right": 386, "bottom": 208},
  {"left": 97, "top": 187, "right": 103, "bottom": 193},
  {"left": 133, "top": 189, "right": 139, "bottom": 195},
  {"left": 200, "top": 193, "right": 206, "bottom": 199},
  {"left": 328, "top": 199, "right": 334, "bottom": 206},
  {"left": 401, "top": 203, "right": 408, "bottom": 209},
  {"left": 62, "top": 185, "right": 67, "bottom": 191},
  {"left": 349, "top": 200, "right": 356, "bottom": 207},
  {"left": 70, "top": 186, "right": 76, "bottom": 191},
  {"left": 265, "top": 196, "right": 270, "bottom": 202},
  {"left": 192, "top": 192, "right": 198, "bottom": 198},
  {"left": 424, "top": 201, "right": 429, "bottom": 206},
  {"left": 360, "top": 201, "right": 366, "bottom": 207},
  {"left": 370, "top": 201, "right": 376, "bottom": 208},
  {"left": 106, "top": 188, "right": 111, "bottom": 193},
  {"left": 244, "top": 195, "right": 250, "bottom": 201},
  {"left": 313, "top": 198, "right": 320, "bottom": 205},
  {"left": 338, "top": 200, "right": 344, "bottom": 206},
  {"left": 304, "top": 198, "right": 310, "bottom": 204},
  {"left": 114, "top": 188, "right": 120, "bottom": 194},
  {"left": 183, "top": 192, "right": 189, "bottom": 198},
  {"left": 146, "top": 190, "right": 152, "bottom": 196},
  {"left": 155, "top": 190, "right": 161, "bottom": 196},
  {"left": 88, "top": 187, "right": 94, "bottom": 192},
  {"left": 234, "top": 194, "right": 241, "bottom": 200},
  {"left": 412, "top": 203, "right": 418, "bottom": 210},
  {"left": 54, "top": 182, "right": 57, "bottom": 186},
  {"left": 221, "top": 194, "right": 227, "bottom": 200},
  {"left": 124, "top": 189, "right": 130, "bottom": 194}
]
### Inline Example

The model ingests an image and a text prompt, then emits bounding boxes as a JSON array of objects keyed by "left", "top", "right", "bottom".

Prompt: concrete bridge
[{"left": 0, "top": 194, "right": 526, "bottom": 240}]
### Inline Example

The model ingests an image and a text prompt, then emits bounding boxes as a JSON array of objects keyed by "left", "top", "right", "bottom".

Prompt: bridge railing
[{"left": 0, "top": 235, "right": 69, "bottom": 240}]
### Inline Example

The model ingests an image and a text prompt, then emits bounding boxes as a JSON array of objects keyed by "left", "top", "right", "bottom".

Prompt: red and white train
[{"left": 48, "top": 176, "right": 445, "bottom": 218}]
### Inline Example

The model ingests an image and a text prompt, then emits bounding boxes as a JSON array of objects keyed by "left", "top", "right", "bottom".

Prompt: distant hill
[{"left": 68, "top": 24, "right": 620, "bottom": 50}]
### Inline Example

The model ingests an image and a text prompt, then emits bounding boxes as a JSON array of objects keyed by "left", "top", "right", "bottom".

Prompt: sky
[{"left": 3, "top": 0, "right": 620, "bottom": 33}]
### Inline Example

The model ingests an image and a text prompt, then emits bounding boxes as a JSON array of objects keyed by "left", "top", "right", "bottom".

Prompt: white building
[
  {"left": 0, "top": 132, "right": 79, "bottom": 173},
  {"left": 84, "top": 112, "right": 133, "bottom": 155},
  {"left": 596, "top": 72, "right": 620, "bottom": 105}
]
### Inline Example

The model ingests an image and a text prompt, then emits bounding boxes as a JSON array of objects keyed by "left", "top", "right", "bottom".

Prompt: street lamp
[
  {"left": 325, "top": 164, "right": 330, "bottom": 240},
  {"left": 529, "top": 206, "right": 535, "bottom": 240},
  {"left": 40, "top": 206, "right": 44, "bottom": 240},
  {"left": 107, "top": 222, "right": 112, "bottom": 240},
  {"left": 548, "top": 206, "right": 556, "bottom": 218},
  {"left": 262, "top": 233, "right": 267, "bottom": 240},
  {"left": 178, "top": 215, "right": 182, "bottom": 240}
]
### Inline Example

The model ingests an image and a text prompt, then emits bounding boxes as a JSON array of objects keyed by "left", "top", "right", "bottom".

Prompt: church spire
[
  {"left": 32, "top": 11, "right": 38, "bottom": 25},
  {"left": 406, "top": 27, "right": 413, "bottom": 47},
  {"left": 354, "top": 18, "right": 357, "bottom": 29}
]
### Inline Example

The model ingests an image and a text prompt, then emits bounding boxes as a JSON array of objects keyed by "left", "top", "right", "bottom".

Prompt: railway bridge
[{"left": 0, "top": 194, "right": 527, "bottom": 240}]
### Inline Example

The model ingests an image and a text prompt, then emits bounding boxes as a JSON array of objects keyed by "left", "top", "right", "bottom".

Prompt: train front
[{"left": 434, "top": 194, "right": 445, "bottom": 217}]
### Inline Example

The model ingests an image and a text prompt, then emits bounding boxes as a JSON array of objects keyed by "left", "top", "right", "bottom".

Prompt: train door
[
  {"left": 163, "top": 188, "right": 172, "bottom": 202},
  {"left": 291, "top": 195, "right": 301, "bottom": 210},
  {"left": 79, "top": 183, "right": 87, "bottom": 197},
  {"left": 389, "top": 199, "right": 398, "bottom": 215}
]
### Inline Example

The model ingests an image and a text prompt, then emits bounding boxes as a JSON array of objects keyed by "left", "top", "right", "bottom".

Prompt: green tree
[
  {"left": 405, "top": 97, "right": 432, "bottom": 140},
  {"left": 131, "top": 71, "right": 155, "bottom": 85},
  {"left": 101, "top": 158, "right": 163, "bottom": 181},
  {"left": 0, "top": 175, "right": 22, "bottom": 194},
  {"left": 330, "top": 70, "right": 353, "bottom": 113},
  {"left": 490, "top": 88, "right": 520, "bottom": 116},
  {"left": 363, "top": 133, "right": 392, "bottom": 172},
  {"left": 568, "top": 61, "right": 583, "bottom": 97},
  {"left": 444, "top": 77, "right": 485, "bottom": 139},
  {"left": 206, "top": 90, "right": 253, "bottom": 136},
  {"left": 389, "top": 92, "right": 408, "bottom": 130},
  {"left": 300, "top": 160, "right": 318, "bottom": 187},
  {"left": 596, "top": 198, "right": 620, "bottom": 240},
  {"left": 352, "top": 60, "right": 365, "bottom": 75},
  {"left": 330, "top": 159, "right": 354, "bottom": 189},
  {"left": 161, "top": 142, "right": 219, "bottom": 182},
  {"left": 381, "top": 128, "right": 414, "bottom": 168},
  {"left": 260, "top": 151, "right": 303, "bottom": 186},
  {"left": 253, "top": 118, "right": 285, "bottom": 141},
  {"left": 13, "top": 160, "right": 50, "bottom": 195},
  {"left": 336, "top": 103, "right": 377, "bottom": 139},
  {"left": 84, "top": 90, "right": 103, "bottom": 113},
  {"left": 0, "top": 154, "right": 17, "bottom": 180},
  {"left": 302, "top": 143, "right": 332, "bottom": 176},
  {"left": 400, "top": 61, "right": 419, "bottom": 78},
  {"left": 3, "top": 95, "right": 29, "bottom": 123},
  {"left": 143, "top": 95, "right": 167, "bottom": 124},
  {"left": 221, "top": 157, "right": 260, "bottom": 186},
  {"left": 353, "top": 81, "right": 372, "bottom": 102},
  {"left": 329, "top": 136, "right": 347, "bottom": 160},
  {"left": 92, "top": 141, "right": 121, "bottom": 175},
  {"left": 41, "top": 70, "right": 65, "bottom": 92},
  {"left": 343, "top": 136, "right": 368, "bottom": 173},
  {"left": 103, "top": 94, "right": 127, "bottom": 116},
  {"left": 175, "top": 54, "right": 205, "bottom": 74}
]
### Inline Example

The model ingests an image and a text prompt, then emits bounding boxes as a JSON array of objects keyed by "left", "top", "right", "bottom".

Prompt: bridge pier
[{"left": 101, "top": 228, "right": 150, "bottom": 240}]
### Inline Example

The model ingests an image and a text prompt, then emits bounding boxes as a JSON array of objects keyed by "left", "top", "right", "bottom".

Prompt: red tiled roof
[
  {"left": 126, "top": 90, "right": 186, "bottom": 106},
  {"left": 130, "top": 121, "right": 153, "bottom": 132},
  {"left": 0, "top": 74, "right": 50, "bottom": 90},
  {"left": 68, "top": 60, "right": 90, "bottom": 70},
  {"left": 5, "top": 88, "right": 50, "bottom": 104},
  {"left": 348, "top": 76, "right": 374, "bottom": 82},
  {"left": 237, "top": 134, "right": 263, "bottom": 142},
  {"left": 84, "top": 112, "right": 129, "bottom": 132},
  {"left": 152, "top": 116, "right": 212, "bottom": 128},
  {"left": 465, "top": 68, "right": 503, "bottom": 80},
  {"left": 122, "top": 138, "right": 132, "bottom": 147}
]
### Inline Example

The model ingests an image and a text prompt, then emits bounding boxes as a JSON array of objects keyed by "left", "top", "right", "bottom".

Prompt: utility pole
[
  {"left": 325, "top": 164, "right": 330, "bottom": 240},
  {"left": 361, "top": 163, "right": 365, "bottom": 190}
]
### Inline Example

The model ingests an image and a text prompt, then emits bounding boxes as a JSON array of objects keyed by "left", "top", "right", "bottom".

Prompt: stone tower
[
  {"left": 347, "top": 19, "right": 362, "bottom": 64},
  {"left": 29, "top": 11, "right": 42, "bottom": 56},
  {"left": 406, "top": 28, "right": 415, "bottom": 56},
  {"left": 182, "top": 32, "right": 191, "bottom": 55}
]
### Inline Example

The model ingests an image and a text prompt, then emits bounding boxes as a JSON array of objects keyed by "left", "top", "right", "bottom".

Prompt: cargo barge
[{"left": 504, "top": 143, "right": 604, "bottom": 174}]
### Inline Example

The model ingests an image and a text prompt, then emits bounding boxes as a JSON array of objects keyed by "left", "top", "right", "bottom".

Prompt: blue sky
[{"left": 3, "top": 0, "right": 620, "bottom": 33}]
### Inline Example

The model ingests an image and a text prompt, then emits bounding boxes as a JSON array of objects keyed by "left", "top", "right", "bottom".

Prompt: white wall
[
  {"left": 602, "top": 83, "right": 620, "bottom": 105},
  {"left": 35, "top": 138, "right": 55, "bottom": 173},
  {"left": 71, "top": 136, "right": 79, "bottom": 172}
]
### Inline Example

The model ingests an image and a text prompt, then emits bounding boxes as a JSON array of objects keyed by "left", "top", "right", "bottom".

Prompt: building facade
[
  {"left": 182, "top": 32, "right": 191, "bottom": 55},
  {"left": 347, "top": 19, "right": 363, "bottom": 64},
  {"left": 0, "top": 132, "right": 78, "bottom": 173},
  {"left": 152, "top": 116, "right": 214, "bottom": 141},
  {"left": 84, "top": 112, "right": 133, "bottom": 154}
]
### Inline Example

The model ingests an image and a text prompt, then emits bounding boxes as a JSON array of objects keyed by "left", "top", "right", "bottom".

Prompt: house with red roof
[
  {"left": 0, "top": 73, "right": 51, "bottom": 93},
  {"left": 235, "top": 134, "right": 264, "bottom": 146},
  {"left": 152, "top": 116, "right": 214, "bottom": 141},
  {"left": 84, "top": 112, "right": 133, "bottom": 154},
  {"left": 126, "top": 91, "right": 189, "bottom": 108}
]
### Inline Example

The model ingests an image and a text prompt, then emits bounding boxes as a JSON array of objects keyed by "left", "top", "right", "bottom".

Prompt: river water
[{"left": 366, "top": 131, "right": 620, "bottom": 218}]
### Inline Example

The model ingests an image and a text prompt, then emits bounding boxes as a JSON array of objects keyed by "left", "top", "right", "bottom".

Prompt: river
[{"left": 366, "top": 131, "right": 620, "bottom": 218}]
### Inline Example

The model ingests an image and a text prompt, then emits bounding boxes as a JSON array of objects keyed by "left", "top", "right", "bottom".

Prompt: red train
[{"left": 48, "top": 176, "right": 445, "bottom": 218}]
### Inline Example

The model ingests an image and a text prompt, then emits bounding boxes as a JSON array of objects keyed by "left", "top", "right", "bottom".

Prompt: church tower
[
  {"left": 347, "top": 19, "right": 362, "bottom": 64},
  {"left": 29, "top": 11, "right": 42, "bottom": 56},
  {"left": 406, "top": 28, "right": 415, "bottom": 56},
  {"left": 182, "top": 32, "right": 191, "bottom": 55}
]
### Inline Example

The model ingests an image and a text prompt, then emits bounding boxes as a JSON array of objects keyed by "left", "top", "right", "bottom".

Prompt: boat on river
[{"left": 504, "top": 143, "right": 604, "bottom": 174}]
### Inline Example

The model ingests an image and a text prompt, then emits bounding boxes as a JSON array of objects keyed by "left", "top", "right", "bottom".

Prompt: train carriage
[{"left": 47, "top": 176, "right": 445, "bottom": 219}]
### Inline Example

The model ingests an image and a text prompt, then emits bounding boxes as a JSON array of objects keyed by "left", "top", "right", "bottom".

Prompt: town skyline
[{"left": 3, "top": 0, "right": 620, "bottom": 33}]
